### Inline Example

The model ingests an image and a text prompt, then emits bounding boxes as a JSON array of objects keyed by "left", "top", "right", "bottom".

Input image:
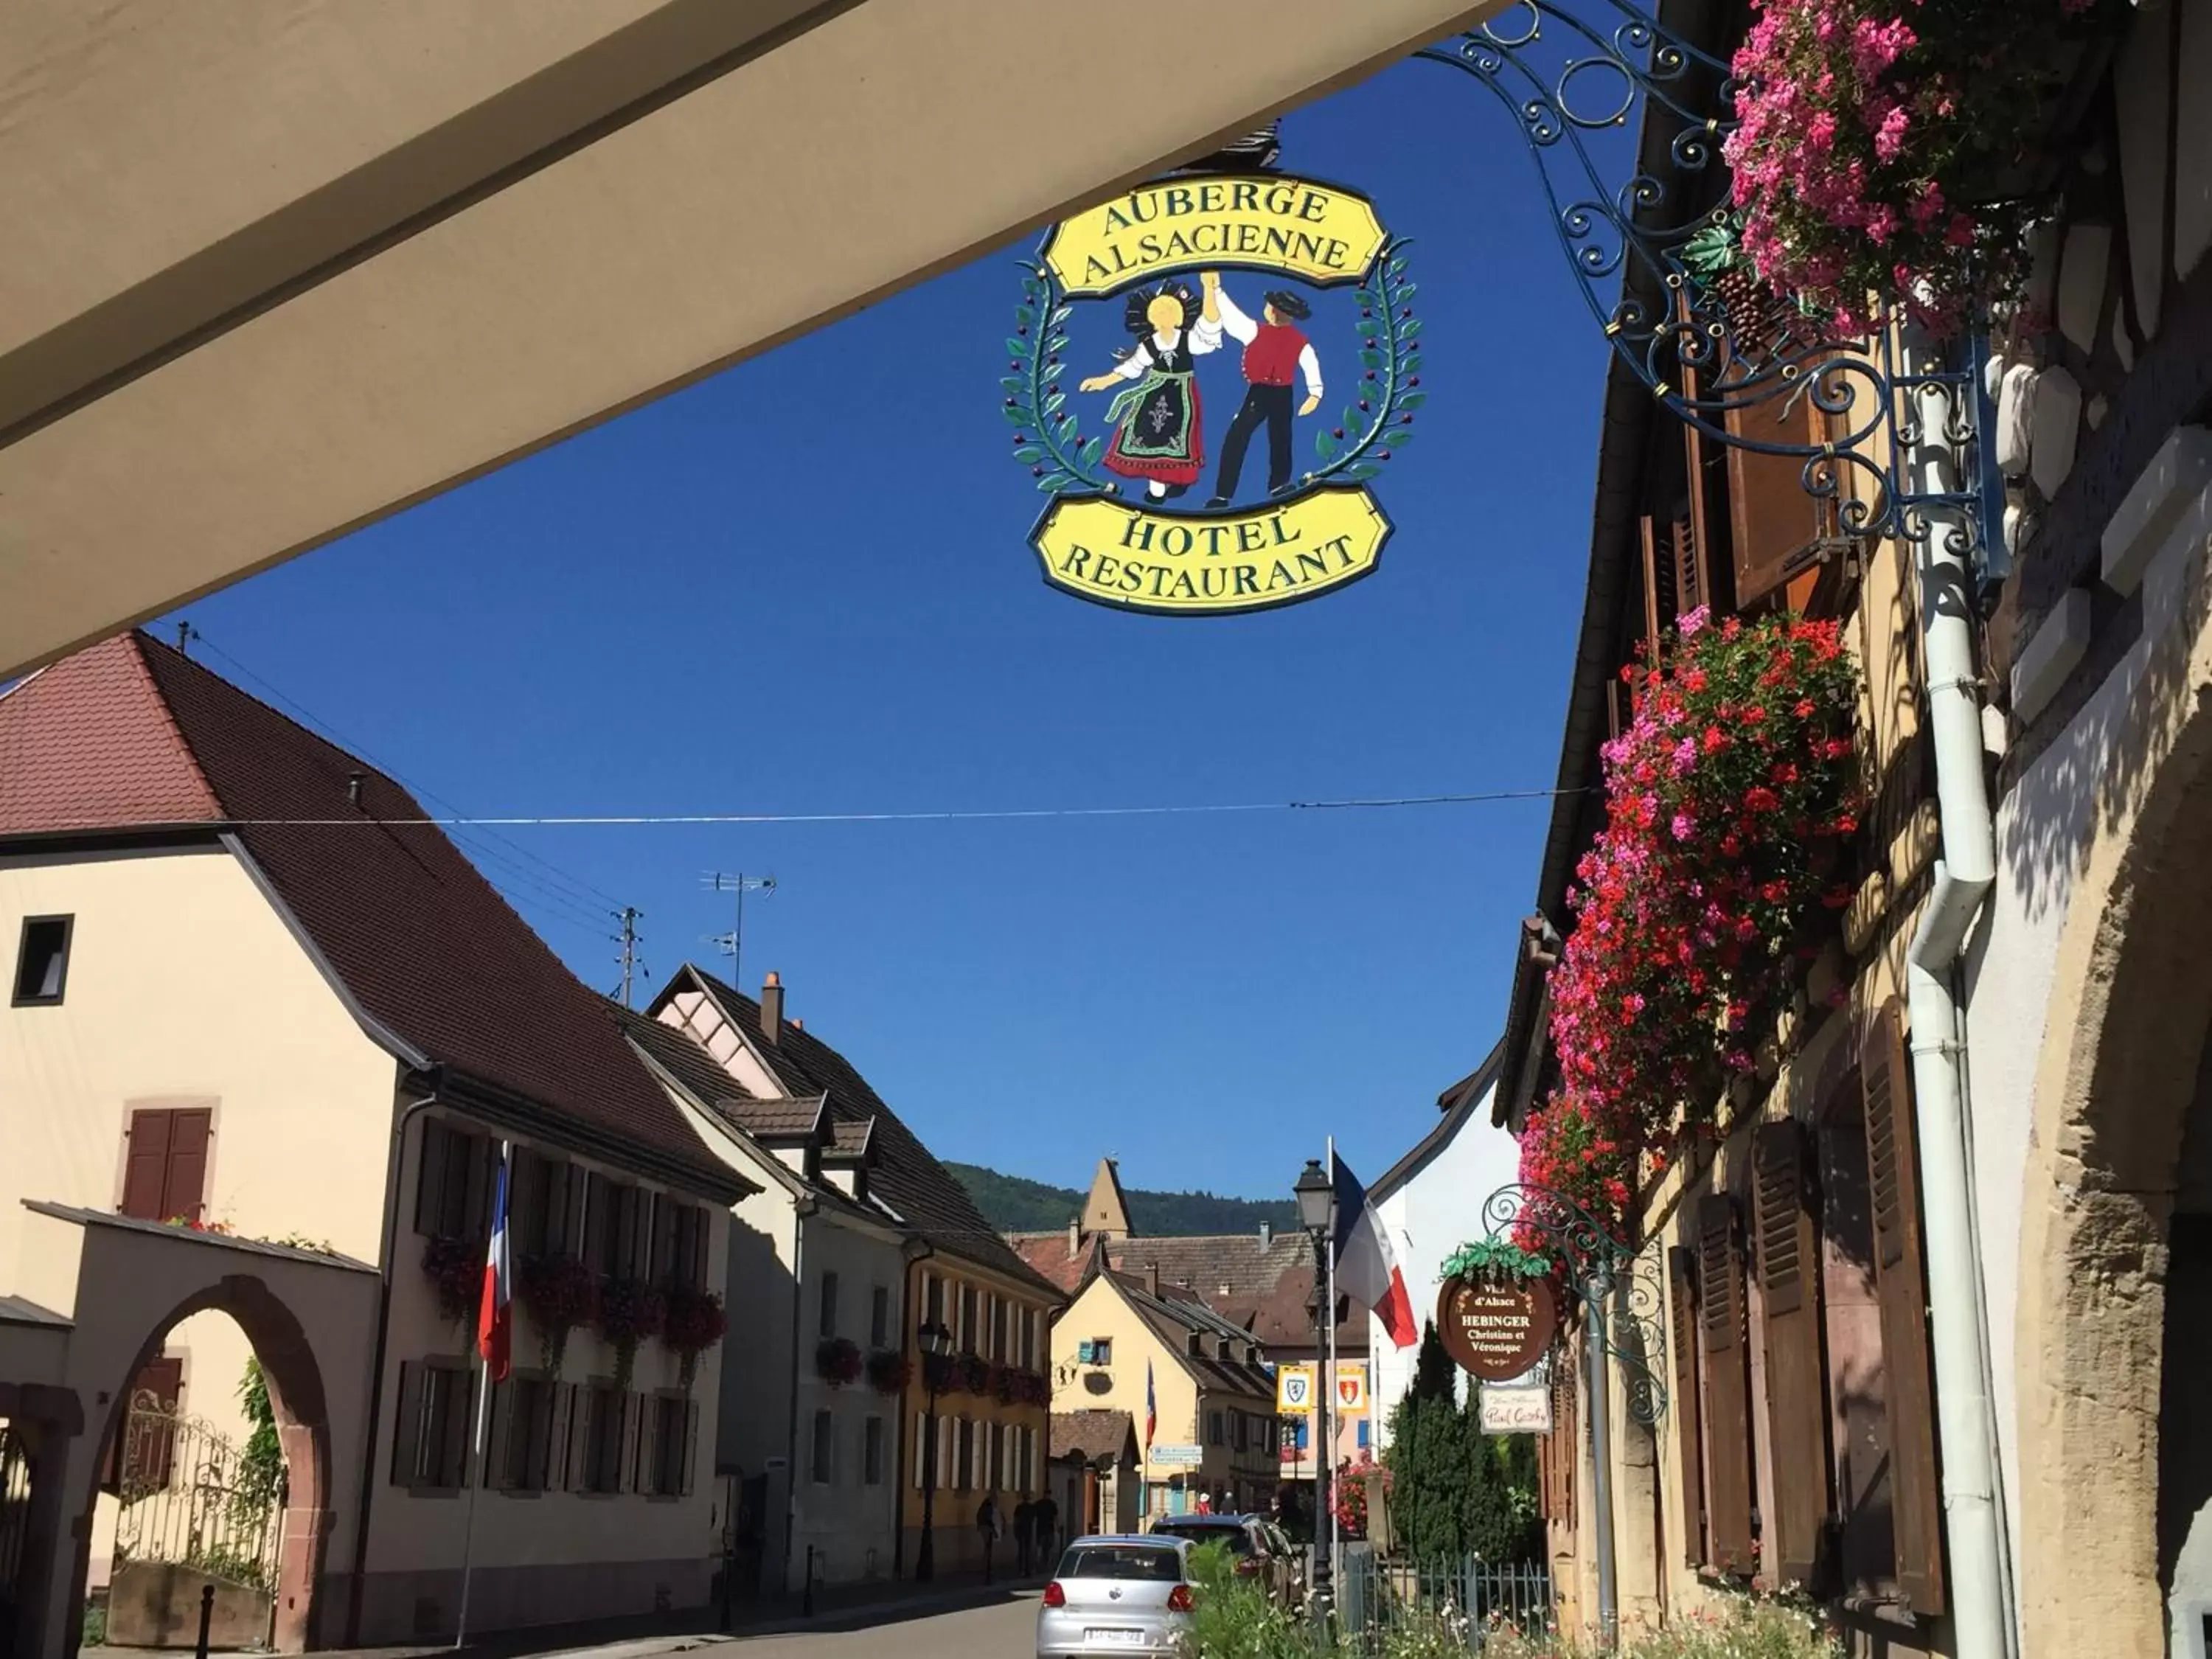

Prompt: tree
[{"left": 1382, "top": 1322, "right": 1543, "bottom": 1564}]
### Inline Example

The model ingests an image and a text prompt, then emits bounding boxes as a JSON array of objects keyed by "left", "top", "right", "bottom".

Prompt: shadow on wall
[{"left": 1998, "top": 506, "right": 2212, "bottom": 917}]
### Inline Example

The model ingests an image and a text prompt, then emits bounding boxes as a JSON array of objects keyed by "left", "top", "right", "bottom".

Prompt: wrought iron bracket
[
  {"left": 1417, "top": 1, "right": 1989, "bottom": 571},
  {"left": 1472, "top": 1181, "right": 1667, "bottom": 1426}
]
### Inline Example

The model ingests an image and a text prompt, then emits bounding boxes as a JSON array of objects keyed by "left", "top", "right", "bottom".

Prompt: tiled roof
[
  {"left": 1121, "top": 1279, "right": 1275, "bottom": 1402},
  {"left": 1051, "top": 1411, "right": 1136, "bottom": 1467},
  {"left": 681, "top": 969, "right": 1061, "bottom": 1298},
  {"left": 0, "top": 633, "right": 737, "bottom": 1194},
  {"left": 0, "top": 636, "right": 220, "bottom": 833}
]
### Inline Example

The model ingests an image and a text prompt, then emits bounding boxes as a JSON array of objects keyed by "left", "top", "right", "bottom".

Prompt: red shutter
[
  {"left": 1863, "top": 1004, "right": 1946, "bottom": 1616},
  {"left": 1697, "top": 1192, "right": 1757, "bottom": 1575},
  {"left": 120, "top": 1110, "right": 174, "bottom": 1220},
  {"left": 161, "top": 1108, "right": 212, "bottom": 1222},
  {"left": 1669, "top": 1244, "right": 1708, "bottom": 1566},
  {"left": 1753, "top": 1120, "right": 1832, "bottom": 1590}
]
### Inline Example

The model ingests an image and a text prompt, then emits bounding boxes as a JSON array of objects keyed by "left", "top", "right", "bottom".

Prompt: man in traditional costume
[{"left": 1201, "top": 274, "right": 1324, "bottom": 507}]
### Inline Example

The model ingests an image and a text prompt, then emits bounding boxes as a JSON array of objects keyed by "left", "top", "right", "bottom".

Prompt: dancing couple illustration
[{"left": 1077, "top": 270, "right": 1325, "bottom": 507}]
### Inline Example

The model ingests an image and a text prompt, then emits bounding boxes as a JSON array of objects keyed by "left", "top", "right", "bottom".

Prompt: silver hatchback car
[{"left": 1037, "top": 1534, "right": 1195, "bottom": 1658}]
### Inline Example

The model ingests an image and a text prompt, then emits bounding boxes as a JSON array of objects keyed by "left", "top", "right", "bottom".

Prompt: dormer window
[{"left": 12, "top": 916, "right": 72, "bottom": 1006}]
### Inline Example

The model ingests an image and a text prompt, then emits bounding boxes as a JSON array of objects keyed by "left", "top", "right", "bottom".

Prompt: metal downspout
[{"left": 1902, "top": 354, "right": 2014, "bottom": 1659}]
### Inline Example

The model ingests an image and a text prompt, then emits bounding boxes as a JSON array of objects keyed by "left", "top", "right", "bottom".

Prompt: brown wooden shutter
[
  {"left": 1863, "top": 1003, "right": 1947, "bottom": 1616},
  {"left": 547, "top": 1383, "right": 576, "bottom": 1492},
  {"left": 444, "top": 1369, "right": 476, "bottom": 1489},
  {"left": 460, "top": 1136, "right": 494, "bottom": 1243},
  {"left": 1753, "top": 1120, "right": 1832, "bottom": 1590},
  {"left": 1669, "top": 1245, "right": 1707, "bottom": 1566},
  {"left": 619, "top": 1392, "right": 643, "bottom": 1493},
  {"left": 1724, "top": 399, "right": 1833, "bottom": 610},
  {"left": 413, "top": 1121, "right": 450, "bottom": 1236},
  {"left": 161, "top": 1107, "right": 212, "bottom": 1222},
  {"left": 1697, "top": 1192, "right": 1757, "bottom": 1575},
  {"left": 681, "top": 1400, "right": 700, "bottom": 1498},
  {"left": 544, "top": 1161, "right": 573, "bottom": 1256},
  {"left": 484, "top": 1380, "right": 514, "bottom": 1492},
  {"left": 633, "top": 1394, "right": 658, "bottom": 1494},
  {"left": 391, "top": 1362, "right": 425, "bottom": 1487},
  {"left": 120, "top": 1110, "right": 175, "bottom": 1220}
]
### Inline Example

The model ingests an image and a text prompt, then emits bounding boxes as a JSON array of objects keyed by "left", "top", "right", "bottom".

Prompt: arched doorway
[
  {"left": 2014, "top": 590, "right": 2212, "bottom": 1656},
  {"left": 74, "top": 1280, "right": 333, "bottom": 1658}
]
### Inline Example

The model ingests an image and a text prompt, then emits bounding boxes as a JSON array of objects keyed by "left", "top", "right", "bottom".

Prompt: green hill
[{"left": 946, "top": 1161, "right": 1299, "bottom": 1237}]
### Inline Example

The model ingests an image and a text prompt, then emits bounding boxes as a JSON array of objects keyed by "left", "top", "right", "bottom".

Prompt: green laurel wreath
[
  {"left": 1441, "top": 1239, "right": 1554, "bottom": 1283},
  {"left": 1001, "top": 239, "right": 1422, "bottom": 501}
]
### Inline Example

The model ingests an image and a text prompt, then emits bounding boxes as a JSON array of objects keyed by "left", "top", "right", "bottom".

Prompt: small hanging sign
[
  {"left": 1436, "top": 1275, "right": 1558, "bottom": 1383},
  {"left": 1001, "top": 171, "right": 1423, "bottom": 616},
  {"left": 1478, "top": 1382, "right": 1554, "bottom": 1435}
]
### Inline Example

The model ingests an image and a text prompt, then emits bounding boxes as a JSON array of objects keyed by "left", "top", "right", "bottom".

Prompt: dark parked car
[{"left": 1144, "top": 1513, "right": 1295, "bottom": 1604}]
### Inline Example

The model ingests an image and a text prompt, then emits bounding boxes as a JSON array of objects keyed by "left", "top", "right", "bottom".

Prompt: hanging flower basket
[
  {"left": 421, "top": 1236, "right": 480, "bottom": 1328},
  {"left": 1520, "top": 609, "right": 1862, "bottom": 1229},
  {"left": 664, "top": 1285, "right": 728, "bottom": 1392},
  {"left": 956, "top": 1353, "right": 992, "bottom": 1397},
  {"left": 1721, "top": 0, "right": 2128, "bottom": 334},
  {"left": 921, "top": 1352, "right": 959, "bottom": 1397},
  {"left": 866, "top": 1349, "right": 913, "bottom": 1397},
  {"left": 518, "top": 1254, "right": 598, "bottom": 1377},
  {"left": 598, "top": 1277, "right": 667, "bottom": 1394},
  {"left": 816, "top": 1337, "right": 864, "bottom": 1389}
]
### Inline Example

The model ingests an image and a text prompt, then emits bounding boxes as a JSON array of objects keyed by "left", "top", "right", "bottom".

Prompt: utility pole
[
  {"left": 175, "top": 620, "right": 198, "bottom": 656},
  {"left": 613, "top": 907, "right": 644, "bottom": 1008},
  {"left": 700, "top": 872, "right": 776, "bottom": 987}
]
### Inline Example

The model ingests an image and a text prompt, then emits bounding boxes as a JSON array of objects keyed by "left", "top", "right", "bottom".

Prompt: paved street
[{"left": 693, "top": 1593, "right": 1038, "bottom": 1659}]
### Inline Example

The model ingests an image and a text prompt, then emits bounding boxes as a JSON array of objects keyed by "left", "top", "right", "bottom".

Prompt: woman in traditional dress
[{"left": 1078, "top": 280, "right": 1222, "bottom": 500}]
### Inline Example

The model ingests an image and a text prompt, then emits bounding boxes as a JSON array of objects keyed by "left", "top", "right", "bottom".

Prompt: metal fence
[
  {"left": 111, "top": 1393, "right": 282, "bottom": 1593},
  {"left": 1336, "top": 1546, "right": 1554, "bottom": 1649}
]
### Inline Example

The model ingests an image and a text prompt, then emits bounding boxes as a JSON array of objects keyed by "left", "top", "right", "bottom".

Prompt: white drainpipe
[{"left": 1902, "top": 355, "right": 2014, "bottom": 1659}]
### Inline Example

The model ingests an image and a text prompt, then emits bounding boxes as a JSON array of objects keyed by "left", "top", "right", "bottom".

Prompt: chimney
[
  {"left": 760, "top": 972, "right": 784, "bottom": 1043},
  {"left": 1259, "top": 1220, "right": 1273, "bottom": 1248},
  {"left": 1068, "top": 1218, "right": 1080, "bottom": 1257},
  {"left": 1145, "top": 1262, "right": 1160, "bottom": 1298},
  {"left": 791, "top": 1018, "right": 804, "bottom": 1032},
  {"left": 347, "top": 771, "right": 365, "bottom": 810}
]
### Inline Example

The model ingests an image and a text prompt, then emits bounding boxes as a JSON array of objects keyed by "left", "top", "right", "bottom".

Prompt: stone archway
[
  {"left": 2013, "top": 574, "right": 2212, "bottom": 1656},
  {"left": 76, "top": 1279, "right": 334, "bottom": 1658}
]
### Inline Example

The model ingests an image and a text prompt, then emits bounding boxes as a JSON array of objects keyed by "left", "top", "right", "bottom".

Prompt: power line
[
  {"left": 184, "top": 630, "right": 627, "bottom": 912},
  {"left": 183, "top": 787, "right": 1584, "bottom": 830}
]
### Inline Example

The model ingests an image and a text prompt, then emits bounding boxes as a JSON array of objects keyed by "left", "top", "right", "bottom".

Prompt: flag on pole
[
  {"left": 1331, "top": 1150, "right": 1417, "bottom": 1349},
  {"left": 477, "top": 1144, "right": 513, "bottom": 1382},
  {"left": 1144, "top": 1360, "right": 1157, "bottom": 1453}
]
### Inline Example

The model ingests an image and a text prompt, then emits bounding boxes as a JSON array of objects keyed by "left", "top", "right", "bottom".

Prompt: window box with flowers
[
  {"left": 816, "top": 1337, "right": 863, "bottom": 1389},
  {"left": 420, "top": 1235, "right": 481, "bottom": 1328},
  {"left": 866, "top": 1349, "right": 912, "bottom": 1397},
  {"left": 598, "top": 1276, "right": 667, "bottom": 1394},
  {"left": 663, "top": 1284, "right": 728, "bottom": 1392},
  {"left": 1719, "top": 0, "right": 2128, "bottom": 335},
  {"left": 1518, "top": 609, "right": 1863, "bottom": 1231},
  {"left": 518, "top": 1253, "right": 598, "bottom": 1377}
]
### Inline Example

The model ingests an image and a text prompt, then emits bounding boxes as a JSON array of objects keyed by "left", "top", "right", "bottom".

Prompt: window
[
  {"left": 914, "top": 1411, "right": 930, "bottom": 1489},
  {"left": 393, "top": 1361, "right": 473, "bottom": 1490},
  {"left": 119, "top": 1106, "right": 212, "bottom": 1223},
  {"left": 956, "top": 1419, "right": 975, "bottom": 1492},
  {"left": 580, "top": 1383, "right": 626, "bottom": 1494},
  {"left": 870, "top": 1285, "right": 891, "bottom": 1349},
  {"left": 1206, "top": 1411, "right": 1225, "bottom": 1447},
  {"left": 922, "top": 1270, "right": 944, "bottom": 1328},
  {"left": 820, "top": 1272, "right": 841, "bottom": 1340},
  {"left": 414, "top": 1121, "right": 492, "bottom": 1242},
  {"left": 655, "top": 1202, "right": 709, "bottom": 1291},
  {"left": 1356, "top": 1419, "right": 1370, "bottom": 1451},
  {"left": 1235, "top": 1412, "right": 1251, "bottom": 1453},
  {"left": 582, "top": 1175, "right": 648, "bottom": 1279},
  {"left": 960, "top": 1285, "right": 978, "bottom": 1352},
  {"left": 491, "top": 1375, "right": 554, "bottom": 1492},
  {"left": 812, "top": 1409, "right": 835, "bottom": 1484},
  {"left": 511, "top": 1152, "right": 573, "bottom": 1260},
  {"left": 646, "top": 1394, "right": 695, "bottom": 1497},
  {"left": 1083, "top": 1338, "right": 1112, "bottom": 1367},
  {"left": 863, "top": 1416, "right": 885, "bottom": 1486},
  {"left": 991, "top": 1296, "right": 1008, "bottom": 1363},
  {"left": 12, "top": 916, "right": 72, "bottom": 1006}
]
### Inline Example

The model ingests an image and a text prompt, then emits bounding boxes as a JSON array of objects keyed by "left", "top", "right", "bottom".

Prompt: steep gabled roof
[
  {"left": 0, "top": 632, "right": 737, "bottom": 1195},
  {"left": 1082, "top": 1158, "right": 1134, "bottom": 1238},
  {"left": 1100, "top": 1273, "right": 1275, "bottom": 1402},
  {"left": 654, "top": 965, "right": 1060, "bottom": 1298}
]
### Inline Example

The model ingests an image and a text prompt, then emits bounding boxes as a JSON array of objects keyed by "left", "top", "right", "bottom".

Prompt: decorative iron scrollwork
[
  {"left": 1417, "top": 0, "right": 1986, "bottom": 563},
  {"left": 1470, "top": 1181, "right": 1667, "bottom": 1425}
]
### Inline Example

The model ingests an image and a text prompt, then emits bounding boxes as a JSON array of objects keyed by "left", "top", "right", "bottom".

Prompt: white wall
[{"left": 1369, "top": 1079, "right": 1519, "bottom": 1444}]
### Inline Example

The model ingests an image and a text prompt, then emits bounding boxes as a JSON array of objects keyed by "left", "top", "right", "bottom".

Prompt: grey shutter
[
  {"left": 391, "top": 1362, "right": 425, "bottom": 1487},
  {"left": 484, "top": 1380, "right": 514, "bottom": 1492}
]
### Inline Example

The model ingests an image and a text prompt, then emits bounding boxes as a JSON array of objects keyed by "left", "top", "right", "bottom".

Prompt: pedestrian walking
[
  {"left": 1035, "top": 1489, "right": 1060, "bottom": 1564},
  {"left": 1013, "top": 1494, "right": 1037, "bottom": 1576},
  {"left": 976, "top": 1492, "right": 1001, "bottom": 1583}
]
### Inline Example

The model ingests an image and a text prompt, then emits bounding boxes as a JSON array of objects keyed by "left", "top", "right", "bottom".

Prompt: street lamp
[
  {"left": 915, "top": 1319, "right": 953, "bottom": 1582},
  {"left": 1292, "top": 1158, "right": 1335, "bottom": 1621}
]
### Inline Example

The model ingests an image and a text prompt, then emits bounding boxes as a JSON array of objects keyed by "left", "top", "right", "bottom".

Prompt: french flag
[
  {"left": 1144, "top": 1360, "right": 1157, "bottom": 1453},
  {"left": 477, "top": 1143, "right": 512, "bottom": 1382},
  {"left": 1332, "top": 1151, "right": 1417, "bottom": 1349}
]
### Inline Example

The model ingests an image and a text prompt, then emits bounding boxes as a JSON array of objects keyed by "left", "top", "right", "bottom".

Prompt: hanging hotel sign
[
  {"left": 1001, "top": 172, "right": 1422, "bottom": 616},
  {"left": 1437, "top": 1276, "right": 1558, "bottom": 1383}
]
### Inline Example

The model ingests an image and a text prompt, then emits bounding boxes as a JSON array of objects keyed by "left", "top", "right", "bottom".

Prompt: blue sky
[{"left": 159, "top": 49, "right": 1611, "bottom": 1206}]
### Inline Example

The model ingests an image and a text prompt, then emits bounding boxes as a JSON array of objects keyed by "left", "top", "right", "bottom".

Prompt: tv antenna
[{"left": 701, "top": 872, "right": 776, "bottom": 986}]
